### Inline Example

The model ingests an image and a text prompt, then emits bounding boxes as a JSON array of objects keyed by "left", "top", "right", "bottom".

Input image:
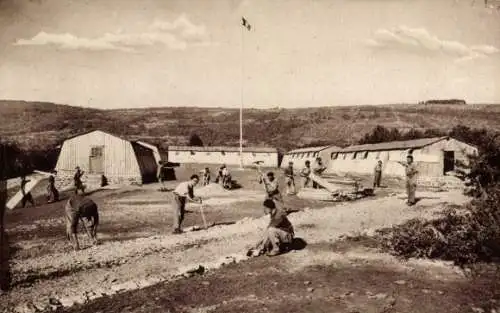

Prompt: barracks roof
[
  {"left": 334, "top": 137, "right": 450, "bottom": 153},
  {"left": 168, "top": 146, "right": 278, "bottom": 153}
]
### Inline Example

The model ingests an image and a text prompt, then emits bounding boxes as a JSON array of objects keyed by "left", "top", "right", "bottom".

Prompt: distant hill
[{"left": 1, "top": 100, "right": 499, "bottom": 152}]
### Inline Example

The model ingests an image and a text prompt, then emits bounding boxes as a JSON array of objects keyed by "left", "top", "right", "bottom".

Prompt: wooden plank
[
  {"left": 6, "top": 177, "right": 46, "bottom": 210},
  {"left": 309, "top": 173, "right": 343, "bottom": 193}
]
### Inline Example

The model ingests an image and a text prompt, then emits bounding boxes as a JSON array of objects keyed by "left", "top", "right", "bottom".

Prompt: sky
[{"left": 0, "top": 0, "right": 499, "bottom": 109}]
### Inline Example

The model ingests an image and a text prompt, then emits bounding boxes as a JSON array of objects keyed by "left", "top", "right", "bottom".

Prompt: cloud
[
  {"left": 366, "top": 25, "right": 499, "bottom": 62},
  {"left": 13, "top": 14, "right": 211, "bottom": 52}
]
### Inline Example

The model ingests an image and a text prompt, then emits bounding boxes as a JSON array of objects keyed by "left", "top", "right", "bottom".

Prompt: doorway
[
  {"left": 89, "top": 146, "right": 104, "bottom": 174},
  {"left": 443, "top": 151, "right": 455, "bottom": 174}
]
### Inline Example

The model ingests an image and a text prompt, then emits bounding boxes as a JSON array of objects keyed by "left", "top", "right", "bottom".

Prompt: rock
[
  {"left": 386, "top": 296, "right": 396, "bottom": 306},
  {"left": 202, "top": 281, "right": 210, "bottom": 286},
  {"left": 472, "top": 308, "right": 485, "bottom": 313},
  {"left": 59, "top": 297, "right": 76, "bottom": 307},
  {"left": 421, "top": 289, "right": 431, "bottom": 294},
  {"left": 394, "top": 280, "right": 406, "bottom": 285},
  {"left": 14, "top": 303, "right": 37, "bottom": 313},
  {"left": 307, "top": 287, "right": 315, "bottom": 293},
  {"left": 437, "top": 290, "right": 444, "bottom": 295},
  {"left": 49, "top": 298, "right": 62, "bottom": 307},
  {"left": 304, "top": 281, "right": 312, "bottom": 286},
  {"left": 368, "top": 293, "right": 388, "bottom": 300}
]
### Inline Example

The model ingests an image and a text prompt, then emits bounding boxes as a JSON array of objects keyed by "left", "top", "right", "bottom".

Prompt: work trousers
[
  {"left": 256, "top": 227, "right": 294, "bottom": 254},
  {"left": 373, "top": 171, "right": 382, "bottom": 188},
  {"left": 173, "top": 194, "right": 186, "bottom": 231},
  {"left": 406, "top": 180, "right": 417, "bottom": 204},
  {"left": 302, "top": 177, "right": 311, "bottom": 188},
  {"left": 285, "top": 177, "right": 296, "bottom": 195}
]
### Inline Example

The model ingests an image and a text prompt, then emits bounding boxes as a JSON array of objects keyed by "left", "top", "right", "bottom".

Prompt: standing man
[
  {"left": 283, "top": 161, "right": 296, "bottom": 195},
  {"left": 201, "top": 167, "right": 211, "bottom": 186},
  {"left": 172, "top": 174, "right": 202, "bottom": 234},
  {"left": 259, "top": 171, "right": 284, "bottom": 208},
  {"left": 20, "top": 175, "right": 35, "bottom": 208},
  {"left": 157, "top": 161, "right": 166, "bottom": 191},
  {"left": 398, "top": 155, "right": 418, "bottom": 206},
  {"left": 74, "top": 166, "right": 85, "bottom": 194},
  {"left": 312, "top": 157, "right": 327, "bottom": 189},
  {"left": 46, "top": 174, "right": 59, "bottom": 203},
  {"left": 373, "top": 160, "right": 383, "bottom": 188},
  {"left": 300, "top": 160, "right": 312, "bottom": 188},
  {"left": 222, "top": 166, "right": 232, "bottom": 189}
]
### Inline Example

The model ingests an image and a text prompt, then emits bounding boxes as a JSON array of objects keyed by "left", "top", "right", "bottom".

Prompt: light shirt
[{"left": 174, "top": 181, "right": 195, "bottom": 198}]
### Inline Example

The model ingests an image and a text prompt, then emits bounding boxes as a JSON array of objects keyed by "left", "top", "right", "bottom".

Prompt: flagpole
[{"left": 239, "top": 19, "right": 244, "bottom": 170}]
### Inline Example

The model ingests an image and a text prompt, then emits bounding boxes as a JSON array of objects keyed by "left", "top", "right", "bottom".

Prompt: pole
[{"left": 239, "top": 20, "right": 244, "bottom": 170}]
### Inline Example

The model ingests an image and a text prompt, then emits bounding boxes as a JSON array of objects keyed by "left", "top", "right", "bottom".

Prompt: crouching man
[
  {"left": 65, "top": 195, "right": 99, "bottom": 251},
  {"left": 247, "top": 199, "right": 294, "bottom": 257}
]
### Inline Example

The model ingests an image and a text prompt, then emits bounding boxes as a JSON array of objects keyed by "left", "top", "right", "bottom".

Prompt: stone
[
  {"left": 202, "top": 281, "right": 210, "bottom": 286},
  {"left": 14, "top": 303, "right": 37, "bottom": 313},
  {"left": 421, "top": 289, "right": 431, "bottom": 294},
  {"left": 307, "top": 287, "right": 315, "bottom": 293},
  {"left": 394, "top": 280, "right": 406, "bottom": 285},
  {"left": 471, "top": 308, "right": 485, "bottom": 313},
  {"left": 304, "top": 281, "right": 312, "bottom": 286},
  {"left": 59, "top": 297, "right": 76, "bottom": 307},
  {"left": 368, "top": 293, "right": 388, "bottom": 300}
]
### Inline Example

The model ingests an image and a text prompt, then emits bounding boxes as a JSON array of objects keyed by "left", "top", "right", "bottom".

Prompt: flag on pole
[{"left": 241, "top": 17, "right": 251, "bottom": 31}]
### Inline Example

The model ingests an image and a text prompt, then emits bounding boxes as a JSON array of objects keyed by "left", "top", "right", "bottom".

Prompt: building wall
[
  {"left": 55, "top": 130, "right": 142, "bottom": 186},
  {"left": 168, "top": 150, "right": 278, "bottom": 167},
  {"left": 327, "top": 138, "right": 477, "bottom": 179},
  {"left": 281, "top": 146, "right": 338, "bottom": 169}
]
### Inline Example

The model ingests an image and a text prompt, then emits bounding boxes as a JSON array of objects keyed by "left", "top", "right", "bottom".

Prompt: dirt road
[{"left": 1, "top": 185, "right": 470, "bottom": 313}]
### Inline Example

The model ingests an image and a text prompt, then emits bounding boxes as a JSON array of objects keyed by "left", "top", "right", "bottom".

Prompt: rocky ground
[{"left": 1, "top": 167, "right": 490, "bottom": 313}]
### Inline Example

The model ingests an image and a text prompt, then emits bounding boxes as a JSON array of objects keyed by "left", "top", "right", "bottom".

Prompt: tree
[{"left": 188, "top": 134, "right": 204, "bottom": 147}]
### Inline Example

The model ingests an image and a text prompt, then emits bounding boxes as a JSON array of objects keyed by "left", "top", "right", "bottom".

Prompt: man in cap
[
  {"left": 373, "top": 160, "right": 383, "bottom": 188},
  {"left": 247, "top": 199, "right": 294, "bottom": 257},
  {"left": 283, "top": 161, "right": 296, "bottom": 195},
  {"left": 20, "top": 174, "right": 35, "bottom": 208},
  {"left": 398, "top": 155, "right": 418, "bottom": 206},
  {"left": 172, "top": 174, "right": 202, "bottom": 234},
  {"left": 65, "top": 194, "right": 99, "bottom": 251},
  {"left": 74, "top": 166, "right": 85, "bottom": 194},
  {"left": 300, "top": 160, "right": 312, "bottom": 188},
  {"left": 312, "top": 157, "right": 327, "bottom": 189}
]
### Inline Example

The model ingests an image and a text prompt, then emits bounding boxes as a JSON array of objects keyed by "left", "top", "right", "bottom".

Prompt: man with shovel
[{"left": 172, "top": 174, "right": 202, "bottom": 234}]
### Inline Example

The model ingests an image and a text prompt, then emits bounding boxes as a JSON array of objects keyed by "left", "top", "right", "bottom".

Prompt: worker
[
  {"left": 157, "top": 161, "right": 166, "bottom": 191},
  {"left": 65, "top": 194, "right": 99, "bottom": 251},
  {"left": 46, "top": 174, "right": 59, "bottom": 203},
  {"left": 20, "top": 175, "right": 35, "bottom": 208},
  {"left": 312, "top": 157, "right": 327, "bottom": 189},
  {"left": 373, "top": 160, "right": 383, "bottom": 188},
  {"left": 201, "top": 167, "right": 211, "bottom": 186},
  {"left": 74, "top": 166, "right": 85, "bottom": 194},
  {"left": 398, "top": 155, "right": 418, "bottom": 206},
  {"left": 300, "top": 160, "right": 312, "bottom": 188},
  {"left": 172, "top": 174, "right": 202, "bottom": 234},
  {"left": 283, "top": 161, "right": 296, "bottom": 195},
  {"left": 259, "top": 171, "right": 284, "bottom": 207},
  {"left": 215, "top": 164, "right": 225, "bottom": 184},
  {"left": 222, "top": 166, "right": 232, "bottom": 189},
  {"left": 247, "top": 199, "right": 294, "bottom": 257}
]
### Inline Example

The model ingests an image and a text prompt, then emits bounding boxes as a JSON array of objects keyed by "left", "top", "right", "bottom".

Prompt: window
[
  {"left": 175, "top": 152, "right": 180, "bottom": 155},
  {"left": 375, "top": 151, "right": 381, "bottom": 159},
  {"left": 252, "top": 152, "right": 256, "bottom": 156},
  {"left": 307, "top": 152, "right": 311, "bottom": 157},
  {"left": 314, "top": 152, "right": 319, "bottom": 157},
  {"left": 190, "top": 151, "right": 196, "bottom": 155},
  {"left": 363, "top": 151, "right": 369, "bottom": 159},
  {"left": 206, "top": 152, "right": 211, "bottom": 156},
  {"left": 90, "top": 146, "right": 103, "bottom": 157},
  {"left": 343, "top": 153, "right": 347, "bottom": 160},
  {"left": 221, "top": 151, "right": 226, "bottom": 155},
  {"left": 352, "top": 152, "right": 358, "bottom": 160},
  {"left": 331, "top": 152, "right": 338, "bottom": 160}
]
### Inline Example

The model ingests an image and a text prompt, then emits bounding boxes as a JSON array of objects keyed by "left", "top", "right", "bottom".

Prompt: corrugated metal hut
[
  {"left": 55, "top": 130, "right": 158, "bottom": 187},
  {"left": 167, "top": 146, "right": 279, "bottom": 167},
  {"left": 281, "top": 145, "right": 340, "bottom": 169},
  {"left": 328, "top": 136, "right": 477, "bottom": 179}
]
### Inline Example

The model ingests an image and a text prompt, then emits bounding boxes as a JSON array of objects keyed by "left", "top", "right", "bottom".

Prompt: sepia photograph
[{"left": 0, "top": 0, "right": 499, "bottom": 312}]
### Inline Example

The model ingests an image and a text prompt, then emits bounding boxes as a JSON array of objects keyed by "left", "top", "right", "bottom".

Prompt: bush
[{"left": 377, "top": 187, "right": 500, "bottom": 267}]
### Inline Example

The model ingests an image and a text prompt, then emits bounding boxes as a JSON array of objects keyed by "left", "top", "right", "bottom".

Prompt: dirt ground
[{"left": 2, "top": 165, "right": 493, "bottom": 313}]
